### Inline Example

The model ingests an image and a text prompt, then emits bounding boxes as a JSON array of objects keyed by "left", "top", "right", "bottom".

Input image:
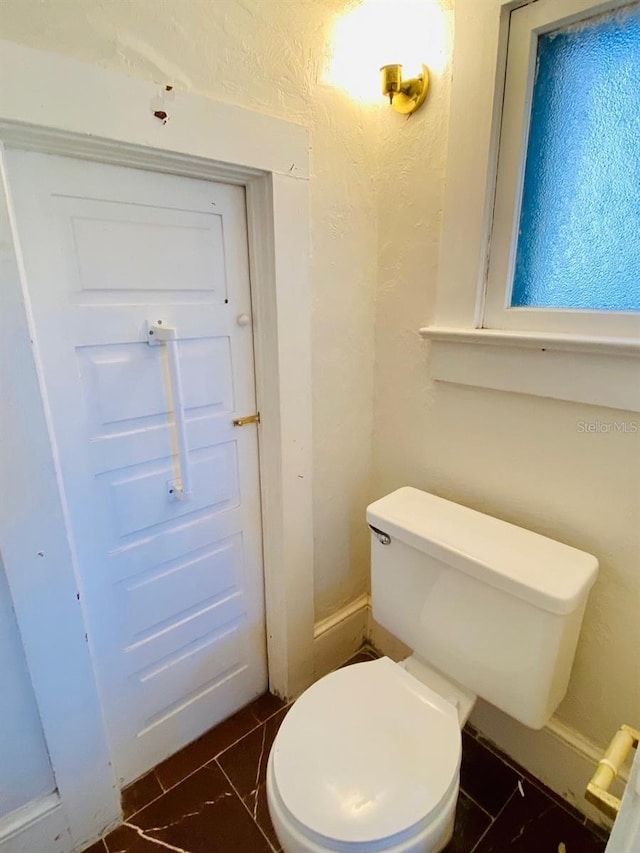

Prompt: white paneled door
[{"left": 5, "top": 150, "right": 267, "bottom": 785}]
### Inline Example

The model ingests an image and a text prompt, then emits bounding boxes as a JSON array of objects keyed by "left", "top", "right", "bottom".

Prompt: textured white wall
[
  {"left": 373, "top": 8, "right": 640, "bottom": 755},
  {"left": 0, "top": 0, "right": 380, "bottom": 621}
]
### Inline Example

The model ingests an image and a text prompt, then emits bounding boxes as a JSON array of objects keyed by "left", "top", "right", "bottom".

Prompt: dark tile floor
[{"left": 85, "top": 648, "right": 609, "bottom": 853}]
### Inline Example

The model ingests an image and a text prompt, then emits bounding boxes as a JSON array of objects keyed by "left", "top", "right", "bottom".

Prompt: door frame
[{"left": 0, "top": 39, "right": 315, "bottom": 849}]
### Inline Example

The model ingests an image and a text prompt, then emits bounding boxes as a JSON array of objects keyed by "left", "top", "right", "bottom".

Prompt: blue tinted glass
[{"left": 512, "top": 5, "right": 640, "bottom": 312}]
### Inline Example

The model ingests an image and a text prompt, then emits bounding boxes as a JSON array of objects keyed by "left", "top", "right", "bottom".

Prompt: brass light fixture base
[{"left": 380, "top": 64, "right": 430, "bottom": 116}]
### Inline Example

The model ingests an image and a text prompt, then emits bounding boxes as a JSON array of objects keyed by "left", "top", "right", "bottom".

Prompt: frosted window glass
[{"left": 512, "top": 5, "right": 640, "bottom": 312}]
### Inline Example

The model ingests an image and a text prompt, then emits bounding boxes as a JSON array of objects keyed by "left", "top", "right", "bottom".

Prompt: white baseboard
[
  {"left": 313, "top": 594, "right": 370, "bottom": 679},
  {"left": 470, "top": 700, "right": 619, "bottom": 831}
]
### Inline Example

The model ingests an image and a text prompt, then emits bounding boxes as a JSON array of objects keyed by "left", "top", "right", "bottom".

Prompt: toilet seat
[{"left": 270, "top": 657, "right": 461, "bottom": 850}]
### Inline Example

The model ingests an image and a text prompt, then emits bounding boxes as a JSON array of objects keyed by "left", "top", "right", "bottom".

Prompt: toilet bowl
[
  {"left": 266, "top": 487, "right": 599, "bottom": 853},
  {"left": 267, "top": 657, "right": 462, "bottom": 853}
]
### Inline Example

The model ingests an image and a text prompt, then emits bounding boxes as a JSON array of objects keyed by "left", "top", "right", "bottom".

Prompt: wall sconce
[{"left": 380, "top": 64, "right": 429, "bottom": 115}]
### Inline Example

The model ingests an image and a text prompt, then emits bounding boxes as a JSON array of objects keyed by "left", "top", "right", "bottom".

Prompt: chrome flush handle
[{"left": 369, "top": 524, "right": 391, "bottom": 545}]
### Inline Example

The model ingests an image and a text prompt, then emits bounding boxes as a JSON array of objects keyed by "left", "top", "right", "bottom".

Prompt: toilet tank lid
[{"left": 367, "top": 488, "right": 598, "bottom": 615}]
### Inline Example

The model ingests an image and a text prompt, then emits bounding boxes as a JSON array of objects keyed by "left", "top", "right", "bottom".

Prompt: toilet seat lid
[{"left": 271, "top": 657, "right": 461, "bottom": 845}]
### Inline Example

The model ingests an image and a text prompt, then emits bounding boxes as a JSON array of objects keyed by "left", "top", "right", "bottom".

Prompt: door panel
[
  {"left": 68, "top": 204, "right": 226, "bottom": 295},
  {"left": 5, "top": 150, "right": 267, "bottom": 785}
]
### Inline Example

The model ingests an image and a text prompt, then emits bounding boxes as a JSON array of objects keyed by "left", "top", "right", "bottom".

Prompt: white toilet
[{"left": 266, "top": 487, "right": 599, "bottom": 853}]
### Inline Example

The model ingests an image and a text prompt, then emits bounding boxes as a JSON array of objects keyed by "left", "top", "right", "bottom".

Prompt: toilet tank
[{"left": 367, "top": 488, "right": 598, "bottom": 729}]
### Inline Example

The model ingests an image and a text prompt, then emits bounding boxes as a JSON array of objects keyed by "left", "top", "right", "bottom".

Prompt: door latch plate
[{"left": 233, "top": 413, "right": 261, "bottom": 427}]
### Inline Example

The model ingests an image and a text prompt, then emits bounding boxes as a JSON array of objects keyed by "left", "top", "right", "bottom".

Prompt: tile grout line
[
  {"left": 215, "top": 755, "right": 279, "bottom": 852},
  {"left": 462, "top": 731, "right": 608, "bottom": 850},
  {"left": 458, "top": 788, "right": 495, "bottom": 821},
  {"left": 123, "top": 770, "right": 168, "bottom": 820},
  {"left": 471, "top": 736, "right": 596, "bottom": 829},
  {"left": 165, "top": 698, "right": 290, "bottom": 791},
  {"left": 468, "top": 785, "right": 519, "bottom": 853},
  {"left": 152, "top": 711, "right": 268, "bottom": 797},
  {"left": 256, "top": 701, "right": 293, "bottom": 726},
  {"left": 116, "top": 696, "right": 291, "bottom": 828},
  {"left": 102, "top": 709, "right": 279, "bottom": 851}
]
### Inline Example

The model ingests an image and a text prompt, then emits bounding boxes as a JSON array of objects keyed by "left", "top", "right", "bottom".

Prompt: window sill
[{"left": 419, "top": 326, "right": 640, "bottom": 412}]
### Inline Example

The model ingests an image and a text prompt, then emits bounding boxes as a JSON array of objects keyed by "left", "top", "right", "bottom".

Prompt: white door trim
[{"left": 0, "top": 39, "right": 314, "bottom": 849}]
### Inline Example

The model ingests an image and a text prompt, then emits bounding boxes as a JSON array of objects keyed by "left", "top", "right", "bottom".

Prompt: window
[
  {"left": 512, "top": 5, "right": 640, "bottom": 312},
  {"left": 424, "top": 0, "right": 640, "bottom": 413},
  {"left": 484, "top": 0, "right": 640, "bottom": 338}
]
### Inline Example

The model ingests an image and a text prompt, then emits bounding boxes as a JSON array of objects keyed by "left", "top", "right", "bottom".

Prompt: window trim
[
  {"left": 426, "top": 0, "right": 640, "bottom": 412},
  {"left": 420, "top": 326, "right": 640, "bottom": 411},
  {"left": 484, "top": 0, "right": 640, "bottom": 337}
]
